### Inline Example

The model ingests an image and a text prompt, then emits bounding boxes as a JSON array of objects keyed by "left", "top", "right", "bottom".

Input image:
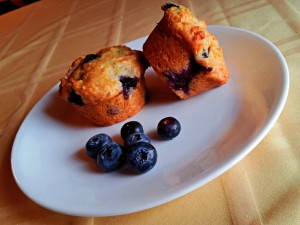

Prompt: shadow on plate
[
  {"left": 74, "top": 148, "right": 101, "bottom": 173},
  {"left": 145, "top": 71, "right": 179, "bottom": 105}
]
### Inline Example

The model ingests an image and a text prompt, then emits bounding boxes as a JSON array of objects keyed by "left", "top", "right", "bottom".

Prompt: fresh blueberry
[
  {"left": 157, "top": 117, "right": 181, "bottom": 140},
  {"left": 120, "top": 121, "right": 144, "bottom": 140},
  {"left": 97, "top": 142, "right": 125, "bottom": 172},
  {"left": 126, "top": 142, "right": 157, "bottom": 174},
  {"left": 82, "top": 54, "right": 98, "bottom": 64},
  {"left": 124, "top": 133, "right": 151, "bottom": 150},
  {"left": 119, "top": 76, "right": 139, "bottom": 99},
  {"left": 85, "top": 133, "right": 112, "bottom": 159},
  {"left": 68, "top": 88, "right": 84, "bottom": 106}
]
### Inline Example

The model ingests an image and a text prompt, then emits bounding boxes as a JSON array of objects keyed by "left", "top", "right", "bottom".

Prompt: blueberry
[
  {"left": 162, "top": 56, "right": 212, "bottom": 94},
  {"left": 120, "top": 121, "right": 144, "bottom": 140},
  {"left": 189, "top": 56, "right": 212, "bottom": 74},
  {"left": 85, "top": 133, "right": 112, "bottom": 159},
  {"left": 161, "top": 2, "right": 180, "bottom": 10},
  {"left": 157, "top": 117, "right": 181, "bottom": 140},
  {"left": 68, "top": 88, "right": 84, "bottom": 106},
  {"left": 82, "top": 54, "right": 98, "bottom": 64},
  {"left": 97, "top": 142, "right": 125, "bottom": 172},
  {"left": 107, "top": 107, "right": 119, "bottom": 115},
  {"left": 126, "top": 142, "right": 157, "bottom": 174},
  {"left": 201, "top": 48, "right": 209, "bottom": 58},
  {"left": 162, "top": 69, "right": 192, "bottom": 94},
  {"left": 124, "top": 133, "right": 151, "bottom": 150},
  {"left": 119, "top": 76, "right": 139, "bottom": 99}
]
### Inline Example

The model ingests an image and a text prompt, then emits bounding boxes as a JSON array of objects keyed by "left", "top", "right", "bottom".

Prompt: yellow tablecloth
[{"left": 0, "top": 0, "right": 299, "bottom": 224}]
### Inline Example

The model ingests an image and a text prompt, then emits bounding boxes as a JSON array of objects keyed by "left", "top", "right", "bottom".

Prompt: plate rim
[{"left": 11, "top": 25, "right": 290, "bottom": 216}]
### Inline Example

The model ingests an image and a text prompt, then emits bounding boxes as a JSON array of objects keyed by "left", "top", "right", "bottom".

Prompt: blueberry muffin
[
  {"left": 59, "top": 45, "right": 149, "bottom": 126},
  {"left": 143, "top": 2, "right": 229, "bottom": 99}
]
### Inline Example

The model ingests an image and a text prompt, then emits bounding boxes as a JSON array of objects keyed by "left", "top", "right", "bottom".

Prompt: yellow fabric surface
[{"left": 0, "top": 0, "right": 299, "bottom": 224}]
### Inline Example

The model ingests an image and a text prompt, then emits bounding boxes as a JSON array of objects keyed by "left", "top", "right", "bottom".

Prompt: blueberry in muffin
[
  {"left": 143, "top": 3, "right": 229, "bottom": 99},
  {"left": 59, "top": 45, "right": 149, "bottom": 126}
]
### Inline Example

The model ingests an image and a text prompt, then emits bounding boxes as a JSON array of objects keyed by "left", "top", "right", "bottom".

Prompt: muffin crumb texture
[
  {"left": 59, "top": 45, "right": 149, "bottom": 126},
  {"left": 59, "top": 3, "right": 230, "bottom": 126},
  {"left": 143, "top": 3, "right": 229, "bottom": 99}
]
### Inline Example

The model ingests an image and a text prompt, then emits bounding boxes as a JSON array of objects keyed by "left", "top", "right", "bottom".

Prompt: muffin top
[
  {"left": 160, "top": 3, "right": 223, "bottom": 69},
  {"left": 60, "top": 46, "right": 148, "bottom": 104}
]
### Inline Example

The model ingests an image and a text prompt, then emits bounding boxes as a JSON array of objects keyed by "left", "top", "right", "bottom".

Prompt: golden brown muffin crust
[
  {"left": 59, "top": 45, "right": 149, "bottom": 126},
  {"left": 143, "top": 3, "right": 229, "bottom": 99}
]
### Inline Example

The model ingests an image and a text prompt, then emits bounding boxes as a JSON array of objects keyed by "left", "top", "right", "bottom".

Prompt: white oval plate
[{"left": 11, "top": 26, "right": 289, "bottom": 216}]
